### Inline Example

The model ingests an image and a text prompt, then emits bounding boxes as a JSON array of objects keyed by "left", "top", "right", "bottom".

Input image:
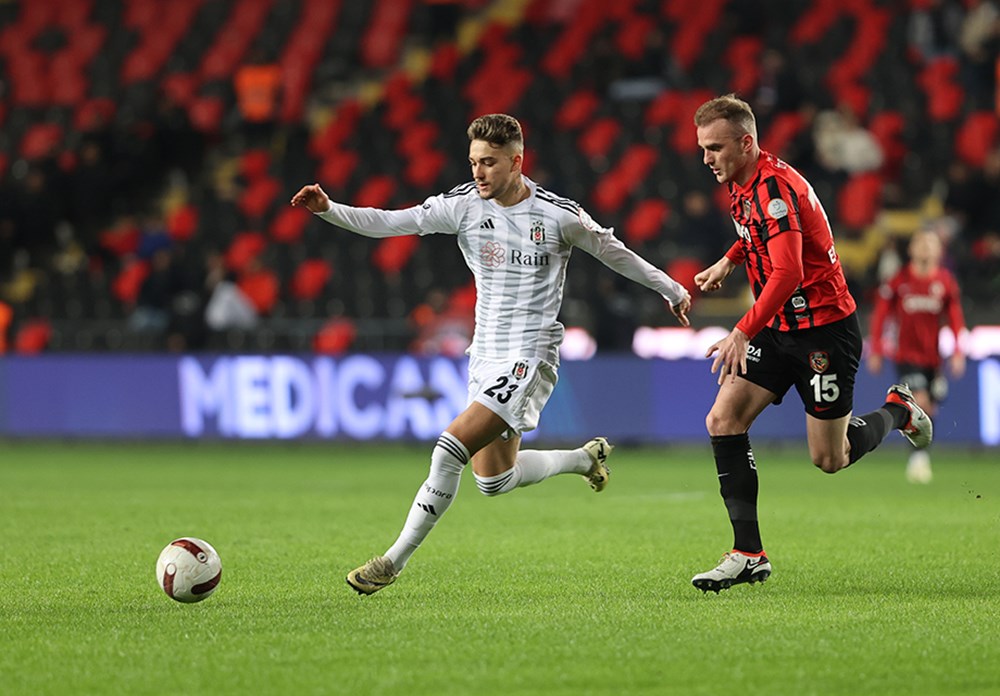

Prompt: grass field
[{"left": 1, "top": 440, "right": 998, "bottom": 695}]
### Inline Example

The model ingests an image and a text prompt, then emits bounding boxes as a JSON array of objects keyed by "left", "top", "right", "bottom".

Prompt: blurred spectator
[
  {"left": 908, "top": 0, "right": 964, "bottom": 62},
  {"left": 408, "top": 288, "right": 473, "bottom": 356},
  {"left": 753, "top": 49, "right": 803, "bottom": 125},
  {"left": 592, "top": 275, "right": 639, "bottom": 353},
  {"left": 675, "top": 190, "right": 733, "bottom": 265},
  {"left": 204, "top": 253, "right": 258, "bottom": 332},
  {"left": 958, "top": 0, "right": 1000, "bottom": 108},
  {"left": 129, "top": 247, "right": 177, "bottom": 334},
  {"left": 813, "top": 105, "right": 884, "bottom": 175}
]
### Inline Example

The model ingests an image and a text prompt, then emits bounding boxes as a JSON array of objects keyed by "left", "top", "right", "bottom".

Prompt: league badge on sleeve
[{"left": 767, "top": 198, "right": 789, "bottom": 219}]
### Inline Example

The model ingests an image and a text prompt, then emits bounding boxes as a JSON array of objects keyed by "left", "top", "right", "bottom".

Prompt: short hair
[
  {"left": 467, "top": 113, "right": 524, "bottom": 152},
  {"left": 694, "top": 94, "right": 757, "bottom": 138}
]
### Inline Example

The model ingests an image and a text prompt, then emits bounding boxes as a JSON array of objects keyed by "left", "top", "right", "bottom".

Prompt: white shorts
[{"left": 468, "top": 356, "right": 558, "bottom": 435}]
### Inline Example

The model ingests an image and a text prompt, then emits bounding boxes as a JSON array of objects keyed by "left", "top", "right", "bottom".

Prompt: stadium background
[{"left": 0, "top": 0, "right": 998, "bottom": 443}]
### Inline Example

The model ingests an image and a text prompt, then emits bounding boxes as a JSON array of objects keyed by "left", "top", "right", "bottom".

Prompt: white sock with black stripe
[
  {"left": 384, "top": 432, "right": 468, "bottom": 571},
  {"left": 473, "top": 448, "right": 590, "bottom": 497}
]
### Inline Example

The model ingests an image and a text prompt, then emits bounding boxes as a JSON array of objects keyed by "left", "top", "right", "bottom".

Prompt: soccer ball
[{"left": 156, "top": 537, "right": 222, "bottom": 603}]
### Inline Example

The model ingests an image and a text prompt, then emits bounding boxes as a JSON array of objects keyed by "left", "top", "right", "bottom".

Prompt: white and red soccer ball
[{"left": 156, "top": 537, "right": 222, "bottom": 603}]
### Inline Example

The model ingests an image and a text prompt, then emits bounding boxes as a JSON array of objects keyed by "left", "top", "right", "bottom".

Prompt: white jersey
[{"left": 316, "top": 176, "right": 687, "bottom": 366}]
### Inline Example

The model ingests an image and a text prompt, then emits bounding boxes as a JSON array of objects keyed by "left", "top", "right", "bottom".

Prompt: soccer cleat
[
  {"left": 581, "top": 437, "right": 613, "bottom": 492},
  {"left": 346, "top": 555, "right": 399, "bottom": 595},
  {"left": 691, "top": 551, "right": 771, "bottom": 593},
  {"left": 885, "top": 383, "right": 933, "bottom": 449}
]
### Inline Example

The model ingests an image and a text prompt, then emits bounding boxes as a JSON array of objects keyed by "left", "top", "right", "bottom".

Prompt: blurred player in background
[
  {"left": 868, "top": 230, "right": 966, "bottom": 483},
  {"left": 291, "top": 113, "right": 691, "bottom": 595},
  {"left": 690, "top": 94, "right": 933, "bottom": 593}
]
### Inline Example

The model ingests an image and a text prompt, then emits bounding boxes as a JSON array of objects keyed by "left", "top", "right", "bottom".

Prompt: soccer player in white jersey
[{"left": 291, "top": 113, "right": 691, "bottom": 595}]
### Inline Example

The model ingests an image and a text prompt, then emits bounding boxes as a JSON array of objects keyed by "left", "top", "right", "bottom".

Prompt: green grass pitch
[{"left": 1, "top": 440, "right": 998, "bottom": 695}]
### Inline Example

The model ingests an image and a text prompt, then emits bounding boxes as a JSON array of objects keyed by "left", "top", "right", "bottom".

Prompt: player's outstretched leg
[
  {"left": 885, "top": 383, "right": 933, "bottom": 448},
  {"left": 691, "top": 550, "right": 771, "bottom": 594},
  {"left": 346, "top": 556, "right": 399, "bottom": 595},
  {"left": 472, "top": 437, "right": 614, "bottom": 496}
]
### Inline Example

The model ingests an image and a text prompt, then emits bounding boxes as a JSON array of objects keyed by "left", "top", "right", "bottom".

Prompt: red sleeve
[
  {"left": 734, "top": 232, "right": 803, "bottom": 339},
  {"left": 945, "top": 273, "right": 966, "bottom": 349},
  {"left": 869, "top": 281, "right": 894, "bottom": 357},
  {"left": 724, "top": 241, "right": 745, "bottom": 265}
]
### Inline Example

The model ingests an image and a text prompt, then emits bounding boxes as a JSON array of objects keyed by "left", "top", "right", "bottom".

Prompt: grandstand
[{"left": 0, "top": 0, "right": 997, "bottom": 354}]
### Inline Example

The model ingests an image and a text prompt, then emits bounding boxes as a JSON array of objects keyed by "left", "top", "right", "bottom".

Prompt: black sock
[
  {"left": 883, "top": 403, "right": 909, "bottom": 430},
  {"left": 847, "top": 408, "right": 894, "bottom": 465},
  {"left": 711, "top": 433, "right": 762, "bottom": 554}
]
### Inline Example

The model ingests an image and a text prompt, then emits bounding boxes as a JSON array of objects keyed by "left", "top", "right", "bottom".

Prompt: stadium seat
[
  {"left": 237, "top": 177, "right": 281, "bottom": 221},
  {"left": 290, "top": 259, "right": 333, "bottom": 301},
  {"left": 237, "top": 265, "right": 280, "bottom": 314},
  {"left": 112, "top": 260, "right": 150, "bottom": 305},
  {"left": 313, "top": 317, "right": 357, "bottom": 354},
  {"left": 270, "top": 207, "right": 311, "bottom": 244},
  {"left": 373, "top": 235, "right": 419, "bottom": 275},
  {"left": 225, "top": 232, "right": 268, "bottom": 273},
  {"left": 954, "top": 112, "right": 999, "bottom": 169},
  {"left": 167, "top": 205, "right": 199, "bottom": 242},
  {"left": 624, "top": 199, "right": 670, "bottom": 244},
  {"left": 555, "top": 90, "right": 599, "bottom": 131},
  {"left": 14, "top": 319, "right": 53, "bottom": 354}
]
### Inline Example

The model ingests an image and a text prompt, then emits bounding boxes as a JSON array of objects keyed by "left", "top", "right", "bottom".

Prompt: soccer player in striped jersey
[
  {"left": 868, "top": 229, "right": 966, "bottom": 484},
  {"left": 689, "top": 95, "right": 933, "bottom": 593},
  {"left": 291, "top": 113, "right": 691, "bottom": 595}
]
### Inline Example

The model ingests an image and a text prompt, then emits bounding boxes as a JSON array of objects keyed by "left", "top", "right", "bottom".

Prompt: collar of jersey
[{"left": 731, "top": 150, "right": 771, "bottom": 196}]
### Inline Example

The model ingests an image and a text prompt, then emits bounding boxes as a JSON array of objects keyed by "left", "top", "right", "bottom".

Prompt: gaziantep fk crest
[{"left": 809, "top": 351, "right": 830, "bottom": 373}]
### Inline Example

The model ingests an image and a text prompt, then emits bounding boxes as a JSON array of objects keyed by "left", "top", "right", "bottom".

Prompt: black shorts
[
  {"left": 742, "top": 313, "right": 862, "bottom": 420},
  {"left": 896, "top": 363, "right": 948, "bottom": 404}
]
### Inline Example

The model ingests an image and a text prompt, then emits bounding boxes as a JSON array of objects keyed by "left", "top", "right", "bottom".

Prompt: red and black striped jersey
[{"left": 725, "top": 150, "right": 856, "bottom": 334}]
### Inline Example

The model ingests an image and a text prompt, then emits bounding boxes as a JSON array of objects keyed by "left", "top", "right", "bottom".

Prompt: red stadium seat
[
  {"left": 237, "top": 266, "right": 279, "bottom": 314},
  {"left": 20, "top": 123, "right": 63, "bottom": 159},
  {"left": 317, "top": 150, "right": 360, "bottom": 191},
  {"left": 624, "top": 199, "right": 670, "bottom": 244},
  {"left": 373, "top": 235, "right": 419, "bottom": 274},
  {"left": 14, "top": 319, "right": 52, "bottom": 354},
  {"left": 578, "top": 118, "right": 622, "bottom": 160},
  {"left": 354, "top": 176, "right": 396, "bottom": 209},
  {"left": 837, "top": 173, "right": 882, "bottom": 229},
  {"left": 167, "top": 205, "right": 199, "bottom": 242},
  {"left": 555, "top": 90, "right": 599, "bottom": 131},
  {"left": 112, "top": 260, "right": 150, "bottom": 305},
  {"left": 290, "top": 259, "right": 333, "bottom": 301},
  {"left": 240, "top": 150, "right": 271, "bottom": 182},
  {"left": 314, "top": 318, "right": 357, "bottom": 354},
  {"left": 237, "top": 177, "right": 281, "bottom": 221},
  {"left": 955, "top": 112, "right": 999, "bottom": 169},
  {"left": 269, "top": 206, "right": 310, "bottom": 244},
  {"left": 225, "top": 232, "right": 268, "bottom": 273}
]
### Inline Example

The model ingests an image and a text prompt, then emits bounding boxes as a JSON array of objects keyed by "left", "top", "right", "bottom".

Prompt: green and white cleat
[
  {"left": 346, "top": 555, "right": 398, "bottom": 595},
  {"left": 581, "top": 437, "right": 613, "bottom": 492}
]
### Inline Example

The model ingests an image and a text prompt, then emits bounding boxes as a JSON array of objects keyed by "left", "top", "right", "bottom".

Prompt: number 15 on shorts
[{"left": 810, "top": 373, "right": 840, "bottom": 404}]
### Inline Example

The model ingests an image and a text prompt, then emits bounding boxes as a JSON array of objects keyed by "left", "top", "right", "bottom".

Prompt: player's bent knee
[
  {"left": 812, "top": 452, "right": 848, "bottom": 474},
  {"left": 705, "top": 410, "right": 741, "bottom": 437}
]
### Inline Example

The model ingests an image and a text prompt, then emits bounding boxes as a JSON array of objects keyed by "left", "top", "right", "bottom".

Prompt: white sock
[
  {"left": 474, "top": 448, "right": 590, "bottom": 496},
  {"left": 384, "top": 432, "right": 468, "bottom": 570}
]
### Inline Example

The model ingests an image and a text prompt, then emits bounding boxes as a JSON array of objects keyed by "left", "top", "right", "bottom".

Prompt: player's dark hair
[
  {"left": 467, "top": 114, "right": 524, "bottom": 151},
  {"left": 694, "top": 94, "right": 757, "bottom": 138}
]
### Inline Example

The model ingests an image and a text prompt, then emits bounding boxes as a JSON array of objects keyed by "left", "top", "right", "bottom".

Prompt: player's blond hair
[
  {"left": 467, "top": 114, "right": 524, "bottom": 153},
  {"left": 694, "top": 94, "right": 758, "bottom": 139}
]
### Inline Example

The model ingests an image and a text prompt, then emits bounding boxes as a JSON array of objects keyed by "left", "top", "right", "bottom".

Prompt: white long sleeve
[{"left": 314, "top": 201, "right": 428, "bottom": 238}]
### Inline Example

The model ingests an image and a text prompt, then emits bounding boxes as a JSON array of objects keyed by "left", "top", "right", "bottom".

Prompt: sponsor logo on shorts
[
  {"left": 809, "top": 351, "right": 830, "bottom": 373},
  {"left": 746, "top": 345, "right": 762, "bottom": 363}
]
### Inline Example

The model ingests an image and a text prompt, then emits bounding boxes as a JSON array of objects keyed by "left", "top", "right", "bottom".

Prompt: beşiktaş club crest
[
  {"left": 511, "top": 360, "right": 529, "bottom": 380},
  {"left": 809, "top": 351, "right": 830, "bottom": 373},
  {"left": 529, "top": 220, "right": 545, "bottom": 245}
]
